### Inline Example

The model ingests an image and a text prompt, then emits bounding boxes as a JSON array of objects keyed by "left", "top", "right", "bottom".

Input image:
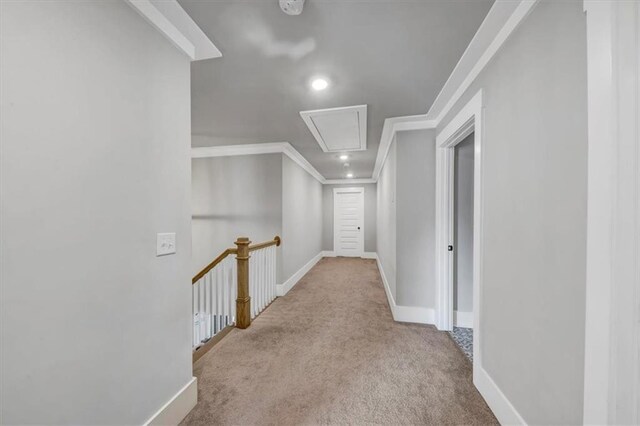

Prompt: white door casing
[
  {"left": 583, "top": 2, "right": 640, "bottom": 424},
  {"left": 333, "top": 187, "right": 364, "bottom": 257},
  {"left": 435, "top": 89, "right": 484, "bottom": 368}
]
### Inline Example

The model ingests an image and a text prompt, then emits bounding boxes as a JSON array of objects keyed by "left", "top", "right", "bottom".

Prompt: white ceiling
[{"left": 180, "top": 0, "right": 494, "bottom": 179}]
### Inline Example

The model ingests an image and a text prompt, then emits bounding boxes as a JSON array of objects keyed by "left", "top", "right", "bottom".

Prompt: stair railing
[{"left": 191, "top": 236, "right": 280, "bottom": 361}]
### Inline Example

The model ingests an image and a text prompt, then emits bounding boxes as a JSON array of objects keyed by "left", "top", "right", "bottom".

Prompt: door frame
[
  {"left": 583, "top": 2, "right": 640, "bottom": 423},
  {"left": 434, "top": 90, "right": 483, "bottom": 368},
  {"left": 333, "top": 187, "right": 365, "bottom": 257}
]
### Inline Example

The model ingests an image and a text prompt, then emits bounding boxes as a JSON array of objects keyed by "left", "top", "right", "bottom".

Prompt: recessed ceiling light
[
  {"left": 311, "top": 78, "right": 328, "bottom": 91},
  {"left": 346, "top": 173, "right": 354, "bottom": 178},
  {"left": 339, "top": 154, "right": 349, "bottom": 161},
  {"left": 343, "top": 163, "right": 350, "bottom": 168}
]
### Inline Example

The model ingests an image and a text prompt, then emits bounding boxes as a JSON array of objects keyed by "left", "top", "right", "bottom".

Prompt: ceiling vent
[{"left": 300, "top": 105, "right": 367, "bottom": 153}]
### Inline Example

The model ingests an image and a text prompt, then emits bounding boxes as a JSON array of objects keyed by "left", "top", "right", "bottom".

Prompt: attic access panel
[{"left": 300, "top": 105, "right": 367, "bottom": 152}]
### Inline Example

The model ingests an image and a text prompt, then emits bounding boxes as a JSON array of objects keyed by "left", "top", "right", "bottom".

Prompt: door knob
[{"left": 357, "top": 227, "right": 361, "bottom": 230}]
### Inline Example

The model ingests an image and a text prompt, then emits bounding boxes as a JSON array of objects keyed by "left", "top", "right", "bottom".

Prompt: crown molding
[
  {"left": 370, "top": 0, "right": 539, "bottom": 182},
  {"left": 191, "top": 142, "right": 325, "bottom": 184},
  {"left": 371, "top": 115, "right": 437, "bottom": 182},
  {"left": 425, "top": 0, "right": 539, "bottom": 123},
  {"left": 125, "top": 0, "right": 222, "bottom": 61},
  {"left": 324, "top": 179, "right": 377, "bottom": 185},
  {"left": 190, "top": 0, "right": 539, "bottom": 184}
]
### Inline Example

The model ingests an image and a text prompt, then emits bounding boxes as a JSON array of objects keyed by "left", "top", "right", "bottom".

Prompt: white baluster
[
  {"left": 193, "top": 281, "right": 198, "bottom": 348},
  {"left": 270, "top": 247, "right": 274, "bottom": 302},
  {"left": 233, "top": 259, "right": 238, "bottom": 323},
  {"left": 263, "top": 249, "right": 268, "bottom": 308},
  {"left": 251, "top": 253, "right": 257, "bottom": 318},
  {"left": 212, "top": 267, "right": 223, "bottom": 333},
  {"left": 258, "top": 249, "right": 263, "bottom": 313},
  {"left": 223, "top": 259, "right": 229, "bottom": 328}
]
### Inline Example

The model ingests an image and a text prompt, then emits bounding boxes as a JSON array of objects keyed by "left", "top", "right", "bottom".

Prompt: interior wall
[
  {"left": 282, "top": 156, "right": 323, "bottom": 281},
  {"left": 437, "top": 1, "right": 588, "bottom": 423},
  {"left": 453, "top": 134, "right": 474, "bottom": 314},
  {"left": 0, "top": 2, "right": 193, "bottom": 424},
  {"left": 191, "top": 154, "right": 283, "bottom": 281},
  {"left": 376, "top": 139, "right": 397, "bottom": 299},
  {"left": 396, "top": 129, "right": 437, "bottom": 308},
  {"left": 322, "top": 183, "right": 377, "bottom": 253}
]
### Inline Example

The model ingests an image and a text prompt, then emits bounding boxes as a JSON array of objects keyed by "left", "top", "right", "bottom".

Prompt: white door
[{"left": 333, "top": 187, "right": 364, "bottom": 257}]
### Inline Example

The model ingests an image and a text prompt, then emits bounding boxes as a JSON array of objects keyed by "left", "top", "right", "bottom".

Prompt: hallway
[{"left": 182, "top": 257, "right": 497, "bottom": 425}]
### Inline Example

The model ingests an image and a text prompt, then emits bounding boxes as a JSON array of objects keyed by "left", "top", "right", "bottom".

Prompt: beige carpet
[{"left": 182, "top": 257, "right": 497, "bottom": 425}]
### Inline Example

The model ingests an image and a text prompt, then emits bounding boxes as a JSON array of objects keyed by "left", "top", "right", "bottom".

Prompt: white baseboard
[
  {"left": 376, "top": 257, "right": 435, "bottom": 325},
  {"left": 321, "top": 251, "right": 377, "bottom": 259},
  {"left": 454, "top": 310, "right": 473, "bottom": 328},
  {"left": 474, "top": 366, "right": 527, "bottom": 425},
  {"left": 144, "top": 377, "right": 197, "bottom": 426},
  {"left": 276, "top": 252, "right": 323, "bottom": 296}
]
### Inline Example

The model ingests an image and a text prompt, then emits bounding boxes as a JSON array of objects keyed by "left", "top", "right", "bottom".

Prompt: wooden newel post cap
[{"left": 235, "top": 237, "right": 251, "bottom": 246}]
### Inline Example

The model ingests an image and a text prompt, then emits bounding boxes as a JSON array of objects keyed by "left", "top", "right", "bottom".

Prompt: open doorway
[
  {"left": 449, "top": 133, "right": 475, "bottom": 361},
  {"left": 434, "top": 90, "right": 483, "bottom": 376}
]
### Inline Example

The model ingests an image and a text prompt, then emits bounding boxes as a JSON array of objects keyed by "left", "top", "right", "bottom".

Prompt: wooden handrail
[
  {"left": 191, "top": 235, "right": 283, "bottom": 360},
  {"left": 191, "top": 236, "right": 281, "bottom": 284},
  {"left": 192, "top": 248, "right": 237, "bottom": 284},
  {"left": 248, "top": 235, "right": 281, "bottom": 252}
]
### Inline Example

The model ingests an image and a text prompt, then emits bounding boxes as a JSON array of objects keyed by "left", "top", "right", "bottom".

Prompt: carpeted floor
[{"left": 182, "top": 257, "right": 497, "bottom": 425}]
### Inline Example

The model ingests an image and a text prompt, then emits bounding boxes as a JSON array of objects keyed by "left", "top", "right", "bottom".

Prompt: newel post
[{"left": 235, "top": 237, "right": 251, "bottom": 329}]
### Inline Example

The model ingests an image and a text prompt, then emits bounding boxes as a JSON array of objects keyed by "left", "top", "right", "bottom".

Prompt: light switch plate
[{"left": 157, "top": 233, "right": 176, "bottom": 256}]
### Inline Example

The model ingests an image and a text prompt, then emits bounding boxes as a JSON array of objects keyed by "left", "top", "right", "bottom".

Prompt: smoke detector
[{"left": 279, "top": 0, "right": 305, "bottom": 16}]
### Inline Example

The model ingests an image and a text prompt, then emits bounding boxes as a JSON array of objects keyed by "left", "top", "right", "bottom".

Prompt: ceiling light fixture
[
  {"left": 311, "top": 78, "right": 329, "bottom": 91},
  {"left": 339, "top": 154, "right": 349, "bottom": 161},
  {"left": 279, "top": 0, "right": 305, "bottom": 15},
  {"left": 343, "top": 163, "right": 350, "bottom": 168},
  {"left": 346, "top": 173, "right": 354, "bottom": 178}
]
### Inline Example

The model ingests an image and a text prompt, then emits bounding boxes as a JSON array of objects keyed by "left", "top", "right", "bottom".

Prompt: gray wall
[
  {"left": 282, "top": 156, "right": 323, "bottom": 280},
  {"left": 376, "top": 139, "right": 397, "bottom": 299},
  {"left": 396, "top": 129, "right": 437, "bottom": 308},
  {"left": 191, "top": 155, "right": 283, "bottom": 281},
  {"left": 454, "top": 134, "right": 474, "bottom": 313},
  {"left": 322, "top": 184, "right": 377, "bottom": 253},
  {"left": 438, "top": 1, "right": 588, "bottom": 423},
  {"left": 1, "top": 2, "right": 193, "bottom": 424}
]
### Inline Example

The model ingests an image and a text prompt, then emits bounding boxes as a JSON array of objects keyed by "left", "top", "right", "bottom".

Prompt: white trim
[
  {"left": 124, "top": 0, "right": 221, "bottom": 61},
  {"left": 435, "top": 91, "right": 488, "bottom": 410},
  {"left": 191, "top": 142, "right": 325, "bottom": 184},
  {"left": 276, "top": 252, "right": 323, "bottom": 296},
  {"left": 371, "top": 115, "right": 436, "bottom": 181},
  {"left": 186, "top": 0, "right": 538, "bottom": 182},
  {"left": 281, "top": 143, "right": 326, "bottom": 184},
  {"left": 333, "top": 187, "right": 365, "bottom": 257},
  {"left": 453, "top": 311, "right": 473, "bottom": 328},
  {"left": 321, "top": 251, "right": 376, "bottom": 260},
  {"left": 435, "top": 90, "right": 483, "bottom": 336},
  {"left": 425, "top": 0, "right": 539, "bottom": 123},
  {"left": 376, "top": 257, "right": 435, "bottom": 325},
  {"left": 583, "top": 2, "right": 640, "bottom": 424},
  {"left": 300, "top": 105, "right": 367, "bottom": 153},
  {"left": 191, "top": 143, "right": 286, "bottom": 158},
  {"left": 474, "top": 367, "right": 527, "bottom": 425},
  {"left": 370, "top": 0, "right": 539, "bottom": 183},
  {"left": 144, "top": 377, "right": 197, "bottom": 426},
  {"left": 324, "top": 178, "right": 376, "bottom": 185}
]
